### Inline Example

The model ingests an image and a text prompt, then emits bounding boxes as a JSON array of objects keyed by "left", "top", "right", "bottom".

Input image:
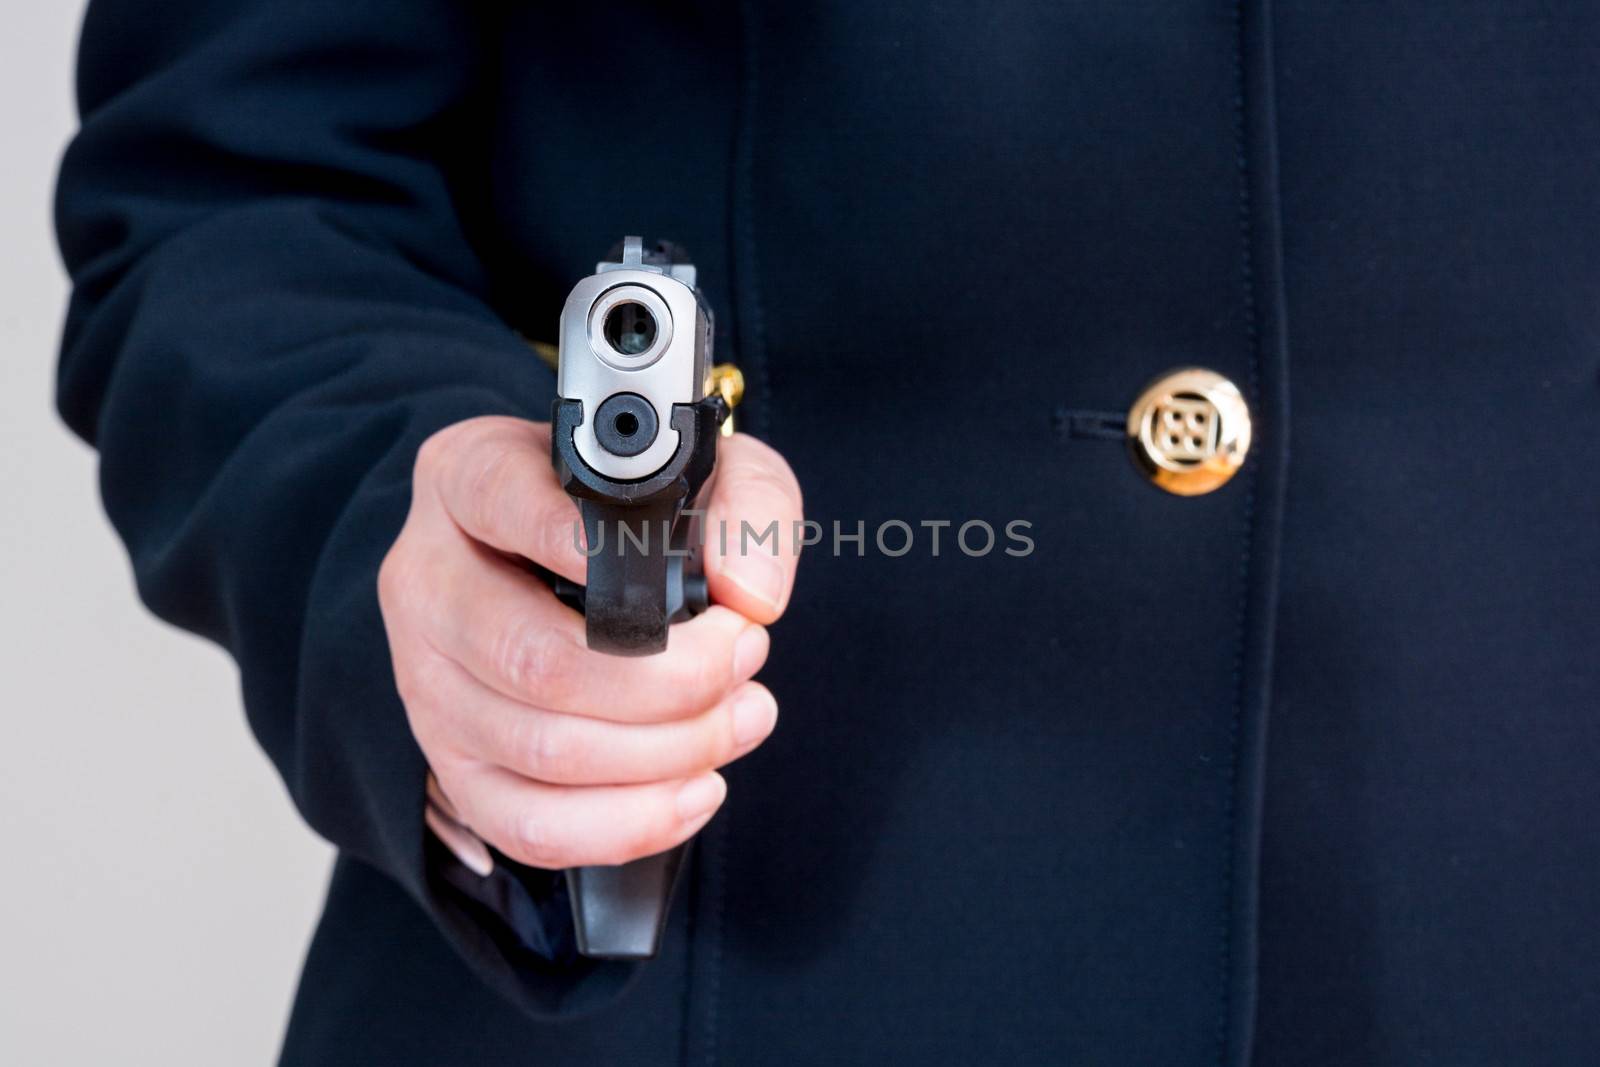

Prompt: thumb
[{"left": 701, "top": 433, "right": 804, "bottom": 624}]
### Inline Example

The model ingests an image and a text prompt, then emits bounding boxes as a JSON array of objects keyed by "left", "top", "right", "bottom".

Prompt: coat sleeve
[{"left": 54, "top": 0, "right": 643, "bottom": 1017}]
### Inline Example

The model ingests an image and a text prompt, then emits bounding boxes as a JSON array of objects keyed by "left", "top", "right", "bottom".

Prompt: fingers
[
  {"left": 417, "top": 421, "right": 806, "bottom": 624},
  {"left": 388, "top": 418, "right": 804, "bottom": 873},
  {"left": 411, "top": 652, "right": 779, "bottom": 785},
  {"left": 419, "top": 417, "right": 590, "bottom": 584},
  {"left": 702, "top": 433, "right": 805, "bottom": 624},
  {"left": 427, "top": 543, "right": 769, "bottom": 721},
  {"left": 441, "top": 761, "right": 728, "bottom": 869}
]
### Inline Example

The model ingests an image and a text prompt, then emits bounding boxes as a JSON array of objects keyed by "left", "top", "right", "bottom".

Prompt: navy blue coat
[{"left": 55, "top": 1, "right": 1600, "bottom": 1063}]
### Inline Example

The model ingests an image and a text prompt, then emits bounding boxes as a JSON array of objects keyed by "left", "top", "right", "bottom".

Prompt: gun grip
[{"left": 566, "top": 843, "right": 689, "bottom": 960}]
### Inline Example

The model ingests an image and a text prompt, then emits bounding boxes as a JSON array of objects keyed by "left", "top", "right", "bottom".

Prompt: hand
[{"left": 379, "top": 416, "right": 802, "bottom": 871}]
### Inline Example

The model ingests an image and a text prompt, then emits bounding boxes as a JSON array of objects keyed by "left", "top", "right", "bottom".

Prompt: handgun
[{"left": 547, "top": 237, "right": 727, "bottom": 959}]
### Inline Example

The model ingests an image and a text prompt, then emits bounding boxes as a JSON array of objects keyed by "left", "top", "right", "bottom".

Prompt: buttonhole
[{"left": 1052, "top": 406, "right": 1126, "bottom": 443}]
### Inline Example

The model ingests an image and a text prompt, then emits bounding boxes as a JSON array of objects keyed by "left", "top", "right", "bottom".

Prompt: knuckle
[
  {"left": 376, "top": 552, "right": 401, "bottom": 609},
  {"left": 508, "top": 810, "right": 569, "bottom": 870},
  {"left": 414, "top": 430, "right": 451, "bottom": 479},
  {"left": 465, "top": 443, "right": 518, "bottom": 535},
  {"left": 377, "top": 546, "right": 441, "bottom": 634},
  {"left": 515, "top": 715, "right": 580, "bottom": 780},
  {"left": 375, "top": 548, "right": 412, "bottom": 611},
  {"left": 415, "top": 421, "right": 476, "bottom": 483},
  {"left": 495, "top": 616, "right": 578, "bottom": 704}
]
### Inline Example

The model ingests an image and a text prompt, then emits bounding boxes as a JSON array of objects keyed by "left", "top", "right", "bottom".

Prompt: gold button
[{"left": 1127, "top": 368, "right": 1251, "bottom": 496}]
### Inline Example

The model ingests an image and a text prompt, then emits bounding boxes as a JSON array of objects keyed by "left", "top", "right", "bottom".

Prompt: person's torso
[{"left": 289, "top": 4, "right": 1600, "bottom": 1063}]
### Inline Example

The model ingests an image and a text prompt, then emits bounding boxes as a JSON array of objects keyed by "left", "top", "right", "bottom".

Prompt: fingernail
[
  {"left": 733, "top": 626, "right": 770, "bottom": 679},
  {"left": 726, "top": 552, "right": 787, "bottom": 613},
  {"left": 424, "top": 805, "right": 494, "bottom": 877},
  {"left": 732, "top": 689, "right": 779, "bottom": 747},
  {"left": 675, "top": 773, "right": 727, "bottom": 822}
]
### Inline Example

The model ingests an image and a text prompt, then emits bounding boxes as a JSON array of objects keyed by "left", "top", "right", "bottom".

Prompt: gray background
[{"left": 1, "top": 6, "right": 334, "bottom": 1063}]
